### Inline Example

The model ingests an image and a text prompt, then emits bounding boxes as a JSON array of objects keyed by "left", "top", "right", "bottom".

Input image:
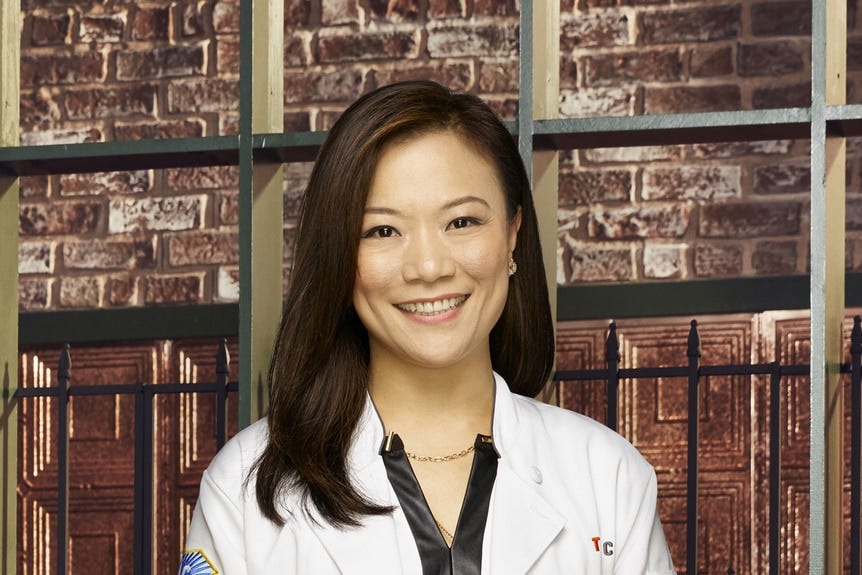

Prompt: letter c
[{"left": 603, "top": 541, "right": 614, "bottom": 556}]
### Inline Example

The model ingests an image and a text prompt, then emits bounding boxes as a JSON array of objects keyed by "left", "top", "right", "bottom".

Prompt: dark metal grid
[{"left": 554, "top": 317, "right": 862, "bottom": 575}]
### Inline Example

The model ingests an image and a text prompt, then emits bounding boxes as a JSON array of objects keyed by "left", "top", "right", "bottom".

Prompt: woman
[{"left": 181, "top": 81, "right": 676, "bottom": 574}]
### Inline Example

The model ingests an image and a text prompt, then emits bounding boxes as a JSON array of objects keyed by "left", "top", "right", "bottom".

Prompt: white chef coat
[{"left": 181, "top": 373, "right": 677, "bottom": 574}]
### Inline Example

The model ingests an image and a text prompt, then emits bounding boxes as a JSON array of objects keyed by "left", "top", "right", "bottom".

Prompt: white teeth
[{"left": 397, "top": 296, "right": 467, "bottom": 316}]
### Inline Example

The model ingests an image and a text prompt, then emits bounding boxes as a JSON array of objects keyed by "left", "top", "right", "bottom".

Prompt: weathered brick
[
  {"left": 221, "top": 113, "right": 239, "bottom": 134},
  {"left": 738, "top": 42, "right": 805, "bottom": 77},
  {"left": 753, "top": 163, "right": 810, "bottom": 195},
  {"left": 114, "top": 119, "right": 205, "bottom": 140},
  {"left": 108, "top": 196, "right": 205, "bottom": 233},
  {"left": 427, "top": 22, "right": 518, "bottom": 57},
  {"left": 20, "top": 127, "right": 102, "bottom": 146},
  {"left": 369, "top": 0, "right": 418, "bottom": 21},
  {"left": 752, "top": 240, "right": 797, "bottom": 274},
  {"left": 168, "top": 79, "right": 239, "bottom": 113},
  {"left": 694, "top": 244, "right": 743, "bottom": 276},
  {"left": 130, "top": 6, "right": 170, "bottom": 40},
  {"left": 560, "top": 58, "right": 577, "bottom": 89},
  {"left": 21, "top": 50, "right": 106, "bottom": 87},
  {"left": 691, "top": 140, "right": 793, "bottom": 158},
  {"left": 581, "top": 145, "right": 682, "bottom": 165},
  {"left": 484, "top": 98, "right": 518, "bottom": 121},
  {"left": 638, "top": 6, "right": 740, "bottom": 45},
  {"left": 20, "top": 176, "right": 49, "bottom": 199},
  {"left": 59, "top": 171, "right": 148, "bottom": 198},
  {"left": 63, "top": 238, "right": 156, "bottom": 270},
  {"left": 144, "top": 274, "right": 203, "bottom": 305},
  {"left": 751, "top": 1, "right": 811, "bottom": 37},
  {"left": 589, "top": 204, "right": 691, "bottom": 239},
  {"left": 849, "top": 38, "right": 862, "bottom": 72},
  {"left": 19, "top": 278, "right": 51, "bottom": 310},
  {"left": 213, "top": 0, "right": 239, "bottom": 33},
  {"left": 428, "top": 0, "right": 465, "bottom": 18},
  {"left": 644, "top": 85, "right": 740, "bottom": 114},
  {"left": 284, "top": 69, "right": 365, "bottom": 103},
  {"left": 179, "top": 2, "right": 206, "bottom": 37},
  {"left": 643, "top": 244, "right": 685, "bottom": 279},
  {"left": 561, "top": 242, "right": 633, "bottom": 282},
  {"left": 19, "top": 241, "right": 54, "bottom": 274},
  {"left": 474, "top": 0, "right": 515, "bottom": 16},
  {"left": 560, "top": 12, "right": 630, "bottom": 50},
  {"left": 689, "top": 45, "right": 733, "bottom": 77},
  {"left": 285, "top": 33, "right": 311, "bottom": 67},
  {"left": 79, "top": 14, "right": 126, "bottom": 43},
  {"left": 117, "top": 44, "right": 206, "bottom": 80},
  {"left": 375, "top": 61, "right": 474, "bottom": 92},
  {"left": 20, "top": 201, "right": 101, "bottom": 236},
  {"left": 284, "top": 223, "right": 298, "bottom": 263},
  {"left": 167, "top": 231, "right": 239, "bottom": 266},
  {"left": 64, "top": 85, "right": 157, "bottom": 120},
  {"left": 216, "top": 38, "right": 239, "bottom": 75},
  {"left": 322, "top": 0, "right": 359, "bottom": 25},
  {"left": 642, "top": 166, "right": 740, "bottom": 201},
  {"left": 699, "top": 202, "right": 801, "bottom": 238},
  {"left": 19, "top": 88, "right": 62, "bottom": 128},
  {"left": 559, "top": 87, "right": 634, "bottom": 117},
  {"left": 59, "top": 276, "right": 101, "bottom": 308},
  {"left": 219, "top": 192, "right": 238, "bottom": 225},
  {"left": 31, "top": 12, "right": 71, "bottom": 45},
  {"left": 846, "top": 200, "right": 862, "bottom": 230},
  {"left": 585, "top": 49, "right": 682, "bottom": 85},
  {"left": 752, "top": 82, "right": 810, "bottom": 108},
  {"left": 106, "top": 275, "right": 138, "bottom": 306},
  {"left": 558, "top": 169, "right": 632, "bottom": 205},
  {"left": 284, "top": 111, "right": 311, "bottom": 132},
  {"left": 167, "top": 166, "right": 238, "bottom": 190},
  {"left": 217, "top": 266, "right": 240, "bottom": 302},
  {"left": 317, "top": 28, "right": 420, "bottom": 62}
]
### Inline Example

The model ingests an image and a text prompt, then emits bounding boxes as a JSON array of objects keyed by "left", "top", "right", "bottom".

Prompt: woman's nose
[{"left": 401, "top": 231, "right": 455, "bottom": 282}]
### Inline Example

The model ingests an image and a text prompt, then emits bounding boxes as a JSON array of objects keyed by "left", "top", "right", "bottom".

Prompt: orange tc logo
[{"left": 591, "top": 536, "right": 614, "bottom": 556}]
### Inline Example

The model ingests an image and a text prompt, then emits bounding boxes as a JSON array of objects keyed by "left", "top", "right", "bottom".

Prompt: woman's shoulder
[{"left": 203, "top": 417, "right": 270, "bottom": 490}]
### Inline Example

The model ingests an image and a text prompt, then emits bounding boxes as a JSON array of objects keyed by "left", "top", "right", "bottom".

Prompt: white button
[{"left": 529, "top": 466, "right": 543, "bottom": 484}]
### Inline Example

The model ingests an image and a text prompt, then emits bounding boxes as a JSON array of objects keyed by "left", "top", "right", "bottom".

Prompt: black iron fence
[{"left": 15, "top": 319, "right": 862, "bottom": 574}]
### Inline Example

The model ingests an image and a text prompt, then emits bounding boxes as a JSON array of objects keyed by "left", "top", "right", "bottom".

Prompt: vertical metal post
[
  {"left": 56, "top": 347, "right": 71, "bottom": 575},
  {"left": 0, "top": 0, "right": 18, "bottom": 571},
  {"left": 216, "top": 339, "right": 229, "bottom": 450},
  {"left": 809, "top": 0, "right": 846, "bottom": 571},
  {"left": 133, "top": 383, "right": 145, "bottom": 575},
  {"left": 238, "top": 0, "right": 284, "bottom": 427},
  {"left": 769, "top": 362, "right": 781, "bottom": 575},
  {"left": 851, "top": 316, "right": 862, "bottom": 575},
  {"left": 605, "top": 322, "right": 619, "bottom": 432},
  {"left": 685, "top": 320, "right": 701, "bottom": 575}
]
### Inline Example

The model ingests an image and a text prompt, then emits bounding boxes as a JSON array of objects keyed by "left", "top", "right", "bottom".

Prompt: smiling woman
[{"left": 180, "top": 81, "right": 676, "bottom": 574}]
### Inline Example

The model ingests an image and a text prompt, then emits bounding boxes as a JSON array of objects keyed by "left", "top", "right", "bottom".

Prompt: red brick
[
  {"left": 584, "top": 49, "right": 681, "bottom": 85},
  {"left": 130, "top": 6, "right": 170, "bottom": 40},
  {"left": 317, "top": 28, "right": 420, "bottom": 62},
  {"left": 850, "top": 38, "right": 862, "bottom": 72},
  {"left": 638, "top": 6, "right": 740, "bottom": 45},
  {"left": 114, "top": 119, "right": 205, "bottom": 140},
  {"left": 752, "top": 82, "right": 810, "bottom": 108},
  {"left": 642, "top": 166, "right": 740, "bottom": 201},
  {"left": 698, "top": 202, "right": 801, "bottom": 238},
  {"left": 752, "top": 240, "right": 797, "bottom": 274},
  {"left": 751, "top": 1, "right": 811, "bottom": 37},
  {"left": 59, "top": 171, "right": 151, "bottom": 196},
  {"left": 693, "top": 244, "right": 742, "bottom": 276},
  {"left": 284, "top": 69, "right": 366, "bottom": 103},
  {"left": 643, "top": 244, "right": 685, "bottom": 279},
  {"left": 19, "top": 89, "right": 62, "bottom": 129},
  {"left": 20, "top": 176, "right": 50, "bottom": 199},
  {"left": 221, "top": 113, "right": 239, "bottom": 134},
  {"left": 213, "top": 0, "right": 239, "bottom": 33},
  {"left": 217, "top": 38, "right": 239, "bottom": 75},
  {"left": 753, "top": 163, "right": 810, "bottom": 195},
  {"left": 581, "top": 145, "right": 682, "bottom": 165},
  {"left": 559, "top": 87, "right": 634, "bottom": 117},
  {"left": 428, "top": 0, "right": 465, "bottom": 18},
  {"left": 689, "top": 45, "right": 733, "bottom": 78},
  {"left": 847, "top": 200, "right": 862, "bottom": 230},
  {"left": 284, "top": 112, "right": 311, "bottom": 132},
  {"left": 285, "top": 33, "right": 310, "bottom": 68},
  {"left": 167, "top": 231, "right": 239, "bottom": 266},
  {"left": 20, "top": 127, "right": 103, "bottom": 146},
  {"left": 322, "top": 0, "right": 359, "bottom": 25},
  {"left": 79, "top": 14, "right": 126, "bottom": 43},
  {"left": 368, "top": 0, "right": 419, "bottom": 21},
  {"left": 474, "top": 0, "right": 516, "bottom": 16},
  {"left": 484, "top": 97, "right": 518, "bottom": 121},
  {"left": 19, "top": 241, "right": 54, "bottom": 274},
  {"left": 561, "top": 242, "right": 633, "bottom": 282},
  {"left": 427, "top": 21, "right": 519, "bottom": 57},
  {"left": 143, "top": 274, "right": 203, "bottom": 305},
  {"left": 738, "top": 42, "right": 805, "bottom": 77},
  {"left": 179, "top": 2, "right": 206, "bottom": 37},
  {"left": 63, "top": 238, "right": 156, "bottom": 270},
  {"left": 30, "top": 12, "right": 71, "bottom": 45},
  {"left": 19, "top": 201, "right": 102, "bottom": 236},
  {"left": 64, "top": 85, "right": 157, "bottom": 120},
  {"left": 59, "top": 276, "right": 101, "bottom": 308},
  {"left": 106, "top": 275, "right": 138, "bottom": 306},
  {"left": 108, "top": 196, "right": 205, "bottom": 233},
  {"left": 167, "top": 166, "right": 238, "bottom": 190},
  {"left": 558, "top": 169, "right": 632, "bottom": 205},
  {"left": 219, "top": 192, "right": 238, "bottom": 225},
  {"left": 217, "top": 266, "right": 240, "bottom": 301},
  {"left": 286, "top": 0, "right": 312, "bottom": 26},
  {"left": 116, "top": 44, "right": 206, "bottom": 80},
  {"left": 374, "top": 61, "right": 474, "bottom": 92},
  {"left": 19, "top": 278, "right": 51, "bottom": 310},
  {"left": 588, "top": 204, "right": 691, "bottom": 239},
  {"left": 560, "top": 12, "right": 630, "bottom": 50},
  {"left": 168, "top": 78, "right": 239, "bottom": 113},
  {"left": 284, "top": 225, "right": 298, "bottom": 263},
  {"left": 21, "top": 50, "right": 106, "bottom": 87},
  {"left": 559, "top": 58, "right": 577, "bottom": 89},
  {"left": 691, "top": 140, "right": 793, "bottom": 158},
  {"left": 644, "top": 85, "right": 740, "bottom": 114}
]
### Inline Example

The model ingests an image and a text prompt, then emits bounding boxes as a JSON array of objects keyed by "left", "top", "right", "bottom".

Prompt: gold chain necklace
[
  {"left": 405, "top": 443, "right": 475, "bottom": 462},
  {"left": 434, "top": 518, "right": 454, "bottom": 543}
]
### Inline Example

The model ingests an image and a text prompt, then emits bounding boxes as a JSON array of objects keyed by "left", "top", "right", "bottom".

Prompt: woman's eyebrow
[
  {"left": 363, "top": 206, "right": 401, "bottom": 215},
  {"left": 442, "top": 196, "right": 491, "bottom": 210}
]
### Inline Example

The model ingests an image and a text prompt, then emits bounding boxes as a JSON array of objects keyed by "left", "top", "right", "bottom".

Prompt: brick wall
[{"left": 15, "top": 0, "right": 862, "bottom": 309}]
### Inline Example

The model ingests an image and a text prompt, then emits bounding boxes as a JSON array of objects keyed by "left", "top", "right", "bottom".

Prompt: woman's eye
[
  {"left": 362, "top": 226, "right": 397, "bottom": 239},
  {"left": 448, "top": 217, "right": 479, "bottom": 230}
]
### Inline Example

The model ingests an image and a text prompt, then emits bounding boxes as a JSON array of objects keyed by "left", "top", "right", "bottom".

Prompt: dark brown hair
[{"left": 254, "top": 80, "right": 555, "bottom": 526}]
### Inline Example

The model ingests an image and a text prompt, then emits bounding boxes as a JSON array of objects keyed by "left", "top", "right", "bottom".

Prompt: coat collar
[{"left": 306, "top": 373, "right": 565, "bottom": 574}]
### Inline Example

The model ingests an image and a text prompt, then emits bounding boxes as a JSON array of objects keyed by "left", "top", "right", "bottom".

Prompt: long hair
[{"left": 254, "top": 80, "right": 555, "bottom": 527}]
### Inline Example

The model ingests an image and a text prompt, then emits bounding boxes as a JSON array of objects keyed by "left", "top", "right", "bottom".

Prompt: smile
[{"left": 395, "top": 296, "right": 468, "bottom": 316}]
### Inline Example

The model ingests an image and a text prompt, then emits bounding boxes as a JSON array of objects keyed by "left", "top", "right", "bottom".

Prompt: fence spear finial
[
  {"left": 687, "top": 319, "right": 701, "bottom": 359},
  {"left": 216, "top": 338, "right": 230, "bottom": 376},
  {"left": 605, "top": 321, "right": 620, "bottom": 362},
  {"left": 59, "top": 343, "right": 71, "bottom": 382}
]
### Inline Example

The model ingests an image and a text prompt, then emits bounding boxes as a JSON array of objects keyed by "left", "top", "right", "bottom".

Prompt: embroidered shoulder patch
[{"left": 179, "top": 549, "right": 218, "bottom": 575}]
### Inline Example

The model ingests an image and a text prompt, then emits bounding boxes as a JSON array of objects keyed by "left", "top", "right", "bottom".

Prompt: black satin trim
[{"left": 380, "top": 433, "right": 499, "bottom": 575}]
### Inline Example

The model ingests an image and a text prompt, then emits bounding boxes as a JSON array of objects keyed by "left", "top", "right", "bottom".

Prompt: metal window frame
[{"left": 0, "top": 0, "right": 857, "bottom": 571}]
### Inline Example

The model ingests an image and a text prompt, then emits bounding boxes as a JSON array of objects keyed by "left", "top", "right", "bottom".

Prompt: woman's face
[{"left": 353, "top": 130, "right": 520, "bottom": 372}]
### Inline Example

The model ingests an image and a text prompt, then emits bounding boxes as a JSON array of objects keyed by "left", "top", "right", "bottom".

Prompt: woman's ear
[{"left": 508, "top": 207, "right": 522, "bottom": 253}]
